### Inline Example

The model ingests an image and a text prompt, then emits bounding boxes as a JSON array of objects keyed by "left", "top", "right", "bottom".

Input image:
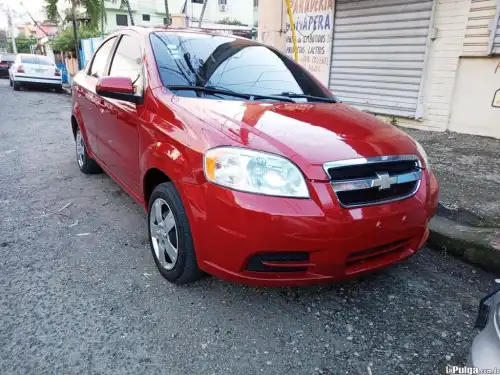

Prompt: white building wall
[
  {"left": 449, "top": 57, "right": 500, "bottom": 138},
  {"left": 197, "top": 0, "right": 254, "bottom": 26},
  {"left": 104, "top": 0, "right": 254, "bottom": 33}
]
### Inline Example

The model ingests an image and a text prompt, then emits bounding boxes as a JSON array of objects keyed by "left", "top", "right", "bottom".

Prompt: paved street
[{"left": 0, "top": 79, "right": 497, "bottom": 375}]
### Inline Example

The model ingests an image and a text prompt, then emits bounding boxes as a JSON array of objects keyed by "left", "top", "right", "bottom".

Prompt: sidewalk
[
  {"left": 403, "top": 127, "right": 500, "bottom": 273},
  {"left": 62, "top": 83, "right": 71, "bottom": 95}
]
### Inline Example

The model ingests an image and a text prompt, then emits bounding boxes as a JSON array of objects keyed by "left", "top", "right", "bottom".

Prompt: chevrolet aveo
[{"left": 71, "top": 27, "right": 439, "bottom": 286}]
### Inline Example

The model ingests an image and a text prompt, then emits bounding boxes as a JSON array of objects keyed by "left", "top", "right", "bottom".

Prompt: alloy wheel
[
  {"left": 76, "top": 130, "right": 85, "bottom": 168},
  {"left": 150, "top": 198, "right": 179, "bottom": 270}
]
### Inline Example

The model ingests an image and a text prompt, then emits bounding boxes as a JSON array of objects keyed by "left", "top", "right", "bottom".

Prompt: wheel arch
[
  {"left": 71, "top": 115, "right": 78, "bottom": 139},
  {"left": 143, "top": 168, "right": 172, "bottom": 207},
  {"left": 140, "top": 139, "right": 201, "bottom": 207}
]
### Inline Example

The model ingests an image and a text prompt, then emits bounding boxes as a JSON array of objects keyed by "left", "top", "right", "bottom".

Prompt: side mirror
[{"left": 96, "top": 76, "right": 142, "bottom": 104}]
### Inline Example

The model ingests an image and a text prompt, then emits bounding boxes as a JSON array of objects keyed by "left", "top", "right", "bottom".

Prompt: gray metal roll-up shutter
[
  {"left": 491, "top": 1, "right": 500, "bottom": 54},
  {"left": 329, "top": 0, "right": 434, "bottom": 118}
]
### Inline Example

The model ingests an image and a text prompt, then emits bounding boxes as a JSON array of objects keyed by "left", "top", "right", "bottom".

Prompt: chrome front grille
[{"left": 323, "top": 155, "right": 422, "bottom": 208}]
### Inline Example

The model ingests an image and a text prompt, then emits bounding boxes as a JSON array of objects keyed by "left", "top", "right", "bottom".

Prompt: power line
[{"left": 18, "top": 1, "right": 50, "bottom": 37}]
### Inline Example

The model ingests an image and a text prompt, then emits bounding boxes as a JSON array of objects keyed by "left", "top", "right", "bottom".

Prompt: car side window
[
  {"left": 108, "top": 34, "right": 143, "bottom": 95},
  {"left": 89, "top": 37, "right": 116, "bottom": 79}
]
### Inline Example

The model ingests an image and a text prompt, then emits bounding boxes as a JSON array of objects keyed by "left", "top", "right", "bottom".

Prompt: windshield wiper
[
  {"left": 278, "top": 92, "right": 339, "bottom": 103},
  {"left": 166, "top": 85, "right": 295, "bottom": 102}
]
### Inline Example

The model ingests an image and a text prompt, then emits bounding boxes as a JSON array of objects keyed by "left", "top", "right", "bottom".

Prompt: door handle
[{"left": 98, "top": 99, "right": 105, "bottom": 114}]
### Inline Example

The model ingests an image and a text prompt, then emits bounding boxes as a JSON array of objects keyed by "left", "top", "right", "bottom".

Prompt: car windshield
[
  {"left": 150, "top": 31, "right": 334, "bottom": 101},
  {"left": 21, "top": 55, "right": 54, "bottom": 66}
]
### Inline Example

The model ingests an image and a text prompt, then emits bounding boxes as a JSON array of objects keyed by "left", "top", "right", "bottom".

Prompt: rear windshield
[
  {"left": 21, "top": 55, "right": 54, "bottom": 66},
  {"left": 149, "top": 31, "right": 332, "bottom": 100}
]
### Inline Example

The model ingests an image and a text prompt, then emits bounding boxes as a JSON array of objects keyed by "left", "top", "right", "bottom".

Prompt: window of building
[
  {"left": 109, "top": 35, "right": 143, "bottom": 95},
  {"left": 88, "top": 37, "right": 116, "bottom": 79},
  {"left": 142, "top": 14, "right": 150, "bottom": 21},
  {"left": 191, "top": 0, "right": 204, "bottom": 3},
  {"left": 116, "top": 14, "right": 128, "bottom": 26},
  {"left": 218, "top": 0, "right": 227, "bottom": 5}
]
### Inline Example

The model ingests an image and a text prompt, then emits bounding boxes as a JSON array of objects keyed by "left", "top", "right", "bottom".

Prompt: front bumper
[
  {"left": 180, "top": 170, "right": 438, "bottom": 286},
  {"left": 468, "top": 289, "right": 500, "bottom": 369}
]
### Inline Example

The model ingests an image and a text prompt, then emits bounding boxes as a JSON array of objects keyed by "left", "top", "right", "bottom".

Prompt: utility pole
[
  {"left": 164, "top": 0, "right": 170, "bottom": 26},
  {"left": 6, "top": 5, "right": 17, "bottom": 54},
  {"left": 71, "top": 0, "right": 81, "bottom": 69},
  {"left": 198, "top": 0, "right": 208, "bottom": 28},
  {"left": 101, "top": 0, "right": 104, "bottom": 38}
]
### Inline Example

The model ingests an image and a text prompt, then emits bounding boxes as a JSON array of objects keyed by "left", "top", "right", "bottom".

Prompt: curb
[
  {"left": 62, "top": 85, "right": 71, "bottom": 96},
  {"left": 427, "top": 215, "right": 500, "bottom": 274}
]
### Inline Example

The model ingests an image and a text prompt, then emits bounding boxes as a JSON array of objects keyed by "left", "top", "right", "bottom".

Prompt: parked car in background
[
  {"left": 9, "top": 54, "right": 62, "bottom": 93},
  {"left": 468, "top": 282, "right": 500, "bottom": 369},
  {"left": 0, "top": 54, "right": 15, "bottom": 78},
  {"left": 71, "top": 27, "right": 439, "bottom": 286}
]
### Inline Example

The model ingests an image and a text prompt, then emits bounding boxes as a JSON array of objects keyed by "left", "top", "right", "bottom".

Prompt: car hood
[{"left": 172, "top": 97, "right": 419, "bottom": 180}]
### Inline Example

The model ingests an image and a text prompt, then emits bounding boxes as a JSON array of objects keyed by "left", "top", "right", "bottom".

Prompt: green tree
[
  {"left": 44, "top": 0, "right": 135, "bottom": 30},
  {"left": 51, "top": 25, "right": 100, "bottom": 51},
  {"left": 8, "top": 38, "right": 38, "bottom": 54},
  {"left": 44, "top": 0, "right": 104, "bottom": 30}
]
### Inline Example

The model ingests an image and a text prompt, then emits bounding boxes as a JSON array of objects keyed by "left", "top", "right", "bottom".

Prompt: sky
[{"left": 0, "top": 0, "right": 47, "bottom": 29}]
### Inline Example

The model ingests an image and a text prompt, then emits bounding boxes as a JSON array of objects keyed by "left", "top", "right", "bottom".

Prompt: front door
[
  {"left": 77, "top": 36, "right": 117, "bottom": 158},
  {"left": 98, "top": 32, "right": 145, "bottom": 197}
]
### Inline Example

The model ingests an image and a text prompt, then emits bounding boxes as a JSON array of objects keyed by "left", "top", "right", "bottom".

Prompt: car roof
[{"left": 114, "top": 26, "right": 253, "bottom": 42}]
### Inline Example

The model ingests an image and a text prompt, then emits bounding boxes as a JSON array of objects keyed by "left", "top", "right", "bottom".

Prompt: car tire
[
  {"left": 148, "top": 182, "right": 203, "bottom": 284},
  {"left": 55, "top": 85, "right": 63, "bottom": 94},
  {"left": 13, "top": 81, "right": 20, "bottom": 91},
  {"left": 75, "top": 127, "right": 102, "bottom": 174}
]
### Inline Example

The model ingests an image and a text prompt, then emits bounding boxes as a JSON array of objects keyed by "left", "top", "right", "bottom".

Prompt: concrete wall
[
  {"left": 257, "top": 0, "right": 286, "bottom": 50},
  {"left": 448, "top": 57, "right": 500, "bottom": 138}
]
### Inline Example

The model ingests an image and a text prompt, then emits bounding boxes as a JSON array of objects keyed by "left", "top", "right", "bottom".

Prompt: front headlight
[
  {"left": 204, "top": 147, "right": 309, "bottom": 198},
  {"left": 414, "top": 140, "right": 430, "bottom": 169}
]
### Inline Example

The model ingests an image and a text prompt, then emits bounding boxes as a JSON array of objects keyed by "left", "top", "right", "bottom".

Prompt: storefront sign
[{"left": 285, "top": 0, "right": 334, "bottom": 86}]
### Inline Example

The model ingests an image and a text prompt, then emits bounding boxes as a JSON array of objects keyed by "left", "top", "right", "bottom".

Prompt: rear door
[{"left": 74, "top": 37, "right": 118, "bottom": 159}]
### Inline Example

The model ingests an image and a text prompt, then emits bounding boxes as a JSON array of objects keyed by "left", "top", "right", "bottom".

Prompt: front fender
[{"left": 139, "top": 137, "right": 200, "bottom": 187}]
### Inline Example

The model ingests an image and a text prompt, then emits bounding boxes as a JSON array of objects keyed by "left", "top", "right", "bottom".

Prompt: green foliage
[
  {"left": 44, "top": 0, "right": 106, "bottom": 30},
  {"left": 8, "top": 38, "right": 37, "bottom": 54},
  {"left": 216, "top": 17, "right": 245, "bottom": 26},
  {"left": 51, "top": 25, "right": 100, "bottom": 52}
]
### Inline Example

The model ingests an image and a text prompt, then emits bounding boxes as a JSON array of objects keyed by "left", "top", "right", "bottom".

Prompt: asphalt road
[{"left": 0, "top": 79, "right": 498, "bottom": 375}]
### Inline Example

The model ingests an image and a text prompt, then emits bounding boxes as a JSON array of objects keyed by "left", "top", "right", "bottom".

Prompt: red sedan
[{"left": 71, "top": 27, "right": 439, "bottom": 286}]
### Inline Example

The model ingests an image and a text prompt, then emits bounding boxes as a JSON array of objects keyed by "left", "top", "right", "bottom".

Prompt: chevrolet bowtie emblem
[{"left": 372, "top": 173, "right": 396, "bottom": 190}]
